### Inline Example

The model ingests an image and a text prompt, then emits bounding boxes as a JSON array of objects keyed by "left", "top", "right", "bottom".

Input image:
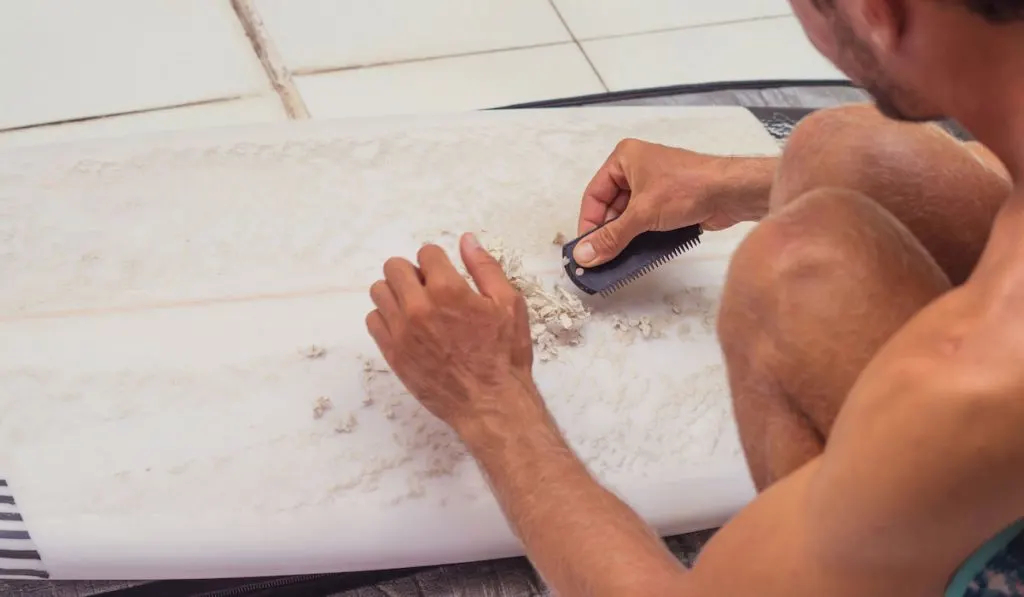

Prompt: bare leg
[
  {"left": 771, "top": 105, "right": 1011, "bottom": 285},
  {"left": 719, "top": 105, "right": 1009, "bottom": 490},
  {"left": 719, "top": 189, "right": 949, "bottom": 489}
]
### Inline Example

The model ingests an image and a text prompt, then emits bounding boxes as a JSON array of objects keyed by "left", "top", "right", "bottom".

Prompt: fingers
[
  {"left": 580, "top": 187, "right": 629, "bottom": 237},
  {"left": 603, "top": 193, "right": 629, "bottom": 224},
  {"left": 365, "top": 310, "right": 391, "bottom": 349},
  {"left": 578, "top": 147, "right": 630, "bottom": 237},
  {"left": 382, "top": 257, "right": 425, "bottom": 306},
  {"left": 378, "top": 239, "right": 510, "bottom": 312},
  {"left": 460, "top": 233, "right": 515, "bottom": 300},
  {"left": 417, "top": 244, "right": 469, "bottom": 292},
  {"left": 572, "top": 209, "right": 647, "bottom": 267},
  {"left": 370, "top": 280, "right": 400, "bottom": 325}
]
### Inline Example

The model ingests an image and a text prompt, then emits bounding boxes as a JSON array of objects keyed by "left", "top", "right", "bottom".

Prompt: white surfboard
[{"left": 0, "top": 107, "right": 779, "bottom": 580}]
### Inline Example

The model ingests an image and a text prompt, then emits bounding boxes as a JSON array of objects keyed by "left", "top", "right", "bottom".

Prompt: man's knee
[
  {"left": 770, "top": 104, "right": 955, "bottom": 210},
  {"left": 723, "top": 189, "right": 880, "bottom": 302},
  {"left": 718, "top": 189, "right": 946, "bottom": 458},
  {"left": 717, "top": 188, "right": 943, "bottom": 349},
  {"left": 771, "top": 105, "right": 1008, "bottom": 284},
  {"left": 718, "top": 190, "right": 856, "bottom": 358}
]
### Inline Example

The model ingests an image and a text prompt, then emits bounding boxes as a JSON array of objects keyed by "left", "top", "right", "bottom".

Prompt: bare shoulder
[
  {"left": 841, "top": 284, "right": 1024, "bottom": 429},
  {"left": 808, "top": 273, "right": 1024, "bottom": 575}
]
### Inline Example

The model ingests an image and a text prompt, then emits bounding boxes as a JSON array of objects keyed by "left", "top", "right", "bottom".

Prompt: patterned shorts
[{"left": 962, "top": 529, "right": 1024, "bottom": 597}]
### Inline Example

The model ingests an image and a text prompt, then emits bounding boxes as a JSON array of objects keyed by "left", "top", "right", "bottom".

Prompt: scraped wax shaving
[
  {"left": 612, "top": 315, "right": 661, "bottom": 340},
  {"left": 606, "top": 288, "right": 723, "bottom": 344},
  {"left": 664, "top": 287, "right": 719, "bottom": 334},
  {"left": 480, "top": 239, "right": 591, "bottom": 362},
  {"left": 312, "top": 396, "right": 333, "bottom": 419},
  {"left": 334, "top": 413, "right": 358, "bottom": 434},
  {"left": 300, "top": 345, "right": 327, "bottom": 359},
  {"left": 335, "top": 355, "right": 478, "bottom": 506},
  {"left": 360, "top": 357, "right": 392, "bottom": 406}
]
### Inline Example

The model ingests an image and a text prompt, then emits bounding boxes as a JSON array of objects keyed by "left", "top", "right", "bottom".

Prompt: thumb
[
  {"left": 572, "top": 210, "right": 647, "bottom": 267},
  {"left": 460, "top": 233, "right": 513, "bottom": 299}
]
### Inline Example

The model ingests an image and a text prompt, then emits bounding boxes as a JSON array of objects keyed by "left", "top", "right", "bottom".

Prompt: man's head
[{"left": 789, "top": 0, "right": 1024, "bottom": 121}]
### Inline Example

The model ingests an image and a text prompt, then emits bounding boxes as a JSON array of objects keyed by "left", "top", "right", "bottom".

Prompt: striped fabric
[{"left": 0, "top": 478, "right": 48, "bottom": 579}]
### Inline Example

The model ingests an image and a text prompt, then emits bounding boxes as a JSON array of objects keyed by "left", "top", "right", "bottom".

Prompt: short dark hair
[{"left": 964, "top": 0, "right": 1024, "bottom": 22}]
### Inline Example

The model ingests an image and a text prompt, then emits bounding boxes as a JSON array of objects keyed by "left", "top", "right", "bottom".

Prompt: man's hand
[
  {"left": 365, "top": 233, "right": 541, "bottom": 432},
  {"left": 366, "top": 233, "right": 694, "bottom": 597},
  {"left": 574, "top": 139, "right": 775, "bottom": 267}
]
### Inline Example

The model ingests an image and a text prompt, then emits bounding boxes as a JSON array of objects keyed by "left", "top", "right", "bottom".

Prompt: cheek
[
  {"left": 789, "top": 0, "right": 840, "bottom": 62},
  {"left": 801, "top": 22, "right": 864, "bottom": 87},
  {"left": 808, "top": 30, "right": 836, "bottom": 63}
]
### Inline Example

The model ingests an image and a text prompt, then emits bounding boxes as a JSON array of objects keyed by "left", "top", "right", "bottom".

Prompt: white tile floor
[
  {"left": 0, "top": 0, "right": 269, "bottom": 130},
  {"left": 0, "top": 96, "right": 288, "bottom": 149},
  {"left": 583, "top": 16, "right": 842, "bottom": 91},
  {"left": 256, "top": 0, "right": 571, "bottom": 72},
  {"left": 551, "top": 0, "right": 793, "bottom": 40},
  {"left": 0, "top": 0, "right": 847, "bottom": 148},
  {"left": 296, "top": 44, "right": 603, "bottom": 118}
]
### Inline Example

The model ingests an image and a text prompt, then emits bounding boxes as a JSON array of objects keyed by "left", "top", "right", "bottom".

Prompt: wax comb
[{"left": 562, "top": 223, "right": 703, "bottom": 296}]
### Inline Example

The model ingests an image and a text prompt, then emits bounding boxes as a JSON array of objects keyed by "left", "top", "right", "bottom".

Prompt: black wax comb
[{"left": 562, "top": 223, "right": 703, "bottom": 296}]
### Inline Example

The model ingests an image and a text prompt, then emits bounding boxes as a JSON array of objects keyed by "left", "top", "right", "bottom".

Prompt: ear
[{"left": 846, "top": 0, "right": 908, "bottom": 53}]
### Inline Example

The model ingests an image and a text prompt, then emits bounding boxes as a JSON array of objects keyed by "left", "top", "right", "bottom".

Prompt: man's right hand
[{"left": 574, "top": 139, "right": 762, "bottom": 267}]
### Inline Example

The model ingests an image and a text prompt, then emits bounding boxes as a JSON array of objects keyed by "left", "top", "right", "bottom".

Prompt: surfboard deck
[{"left": 0, "top": 107, "right": 778, "bottom": 580}]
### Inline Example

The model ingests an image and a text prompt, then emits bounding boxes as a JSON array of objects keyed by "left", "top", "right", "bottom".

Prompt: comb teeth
[
  {"left": 599, "top": 249, "right": 678, "bottom": 296},
  {"left": 596, "top": 238, "right": 699, "bottom": 296},
  {"left": 561, "top": 224, "right": 703, "bottom": 296}
]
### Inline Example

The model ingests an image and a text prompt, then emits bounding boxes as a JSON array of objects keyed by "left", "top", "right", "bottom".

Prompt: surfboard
[{"left": 0, "top": 107, "right": 778, "bottom": 580}]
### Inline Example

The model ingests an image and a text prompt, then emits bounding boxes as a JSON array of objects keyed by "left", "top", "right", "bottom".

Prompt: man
[{"left": 365, "top": 0, "right": 1024, "bottom": 594}]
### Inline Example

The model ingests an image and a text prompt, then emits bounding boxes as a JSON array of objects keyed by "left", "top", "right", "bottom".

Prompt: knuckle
[
  {"left": 615, "top": 137, "right": 639, "bottom": 154},
  {"left": 496, "top": 286, "right": 524, "bottom": 309},
  {"left": 404, "top": 298, "right": 432, "bottom": 322},
  {"left": 633, "top": 202, "right": 658, "bottom": 224},
  {"left": 509, "top": 292, "right": 528, "bottom": 311},
  {"left": 433, "top": 278, "right": 464, "bottom": 299},
  {"left": 592, "top": 227, "right": 622, "bottom": 252},
  {"left": 493, "top": 276, "right": 518, "bottom": 296},
  {"left": 481, "top": 259, "right": 507, "bottom": 277}
]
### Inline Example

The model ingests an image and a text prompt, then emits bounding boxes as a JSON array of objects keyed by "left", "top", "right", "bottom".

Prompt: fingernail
[
  {"left": 464, "top": 233, "right": 482, "bottom": 251},
  {"left": 574, "top": 242, "right": 596, "bottom": 265}
]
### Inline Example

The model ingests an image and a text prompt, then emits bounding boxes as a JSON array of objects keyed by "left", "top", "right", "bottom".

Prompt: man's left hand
[
  {"left": 366, "top": 233, "right": 542, "bottom": 434},
  {"left": 367, "top": 234, "right": 700, "bottom": 597}
]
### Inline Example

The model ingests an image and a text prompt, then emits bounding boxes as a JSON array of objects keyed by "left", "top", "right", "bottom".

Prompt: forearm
[
  {"left": 458, "top": 386, "right": 692, "bottom": 597},
  {"left": 712, "top": 156, "right": 778, "bottom": 223}
]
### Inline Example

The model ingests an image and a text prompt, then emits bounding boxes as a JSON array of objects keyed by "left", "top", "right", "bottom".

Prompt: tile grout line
[
  {"left": 287, "top": 13, "right": 791, "bottom": 83},
  {"left": 546, "top": 0, "right": 609, "bottom": 92},
  {"left": 575, "top": 13, "right": 793, "bottom": 43},
  {"left": 230, "top": 0, "right": 310, "bottom": 120},
  {"left": 0, "top": 96, "right": 254, "bottom": 134},
  {"left": 291, "top": 40, "right": 576, "bottom": 77}
]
